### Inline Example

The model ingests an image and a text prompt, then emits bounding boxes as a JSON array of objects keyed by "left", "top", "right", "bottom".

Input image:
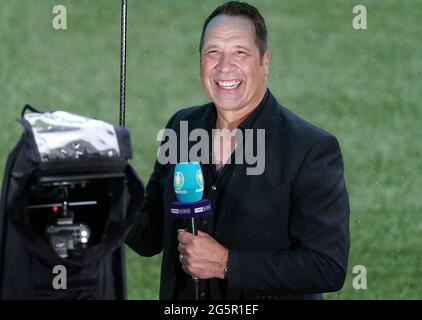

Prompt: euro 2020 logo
[
  {"left": 196, "top": 169, "right": 204, "bottom": 190},
  {"left": 174, "top": 171, "right": 184, "bottom": 191}
]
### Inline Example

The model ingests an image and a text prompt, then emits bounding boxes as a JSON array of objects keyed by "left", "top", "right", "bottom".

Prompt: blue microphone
[
  {"left": 170, "top": 162, "right": 212, "bottom": 300},
  {"left": 170, "top": 162, "right": 212, "bottom": 231}
]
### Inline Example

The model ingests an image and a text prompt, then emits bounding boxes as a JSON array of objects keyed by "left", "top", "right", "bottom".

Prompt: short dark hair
[{"left": 199, "top": 1, "right": 268, "bottom": 59}]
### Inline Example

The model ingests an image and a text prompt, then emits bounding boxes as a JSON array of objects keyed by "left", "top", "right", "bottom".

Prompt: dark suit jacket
[{"left": 126, "top": 90, "right": 350, "bottom": 300}]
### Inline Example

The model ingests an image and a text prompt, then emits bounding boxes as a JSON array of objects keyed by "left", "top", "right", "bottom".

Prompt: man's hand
[{"left": 177, "top": 229, "right": 228, "bottom": 280}]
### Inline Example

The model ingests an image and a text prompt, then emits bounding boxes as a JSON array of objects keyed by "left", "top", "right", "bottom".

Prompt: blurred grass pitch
[{"left": 0, "top": 0, "right": 421, "bottom": 299}]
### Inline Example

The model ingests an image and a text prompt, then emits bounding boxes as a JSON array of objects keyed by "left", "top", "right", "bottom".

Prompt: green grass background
[{"left": 1, "top": 0, "right": 421, "bottom": 299}]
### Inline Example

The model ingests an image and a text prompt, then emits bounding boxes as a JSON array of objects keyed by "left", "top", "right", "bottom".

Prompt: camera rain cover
[
  {"left": 18, "top": 106, "right": 132, "bottom": 174},
  {"left": 24, "top": 110, "right": 121, "bottom": 162},
  {"left": 13, "top": 105, "right": 132, "bottom": 173},
  {"left": 0, "top": 105, "right": 144, "bottom": 299}
]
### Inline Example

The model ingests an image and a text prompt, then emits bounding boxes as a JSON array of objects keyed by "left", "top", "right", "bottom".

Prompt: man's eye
[
  {"left": 236, "top": 51, "right": 247, "bottom": 56},
  {"left": 207, "top": 50, "right": 218, "bottom": 55}
]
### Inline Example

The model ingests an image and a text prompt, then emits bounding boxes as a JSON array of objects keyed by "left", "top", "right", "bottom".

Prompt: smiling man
[
  {"left": 127, "top": 1, "right": 350, "bottom": 300},
  {"left": 200, "top": 13, "right": 269, "bottom": 124}
]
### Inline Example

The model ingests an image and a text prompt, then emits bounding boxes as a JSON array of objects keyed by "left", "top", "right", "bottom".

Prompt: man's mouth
[{"left": 215, "top": 80, "right": 242, "bottom": 90}]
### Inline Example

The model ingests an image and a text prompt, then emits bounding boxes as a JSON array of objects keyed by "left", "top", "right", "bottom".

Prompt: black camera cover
[{"left": 0, "top": 105, "right": 145, "bottom": 299}]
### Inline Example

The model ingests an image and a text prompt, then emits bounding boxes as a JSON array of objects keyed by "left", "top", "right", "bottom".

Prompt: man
[{"left": 127, "top": 1, "right": 350, "bottom": 300}]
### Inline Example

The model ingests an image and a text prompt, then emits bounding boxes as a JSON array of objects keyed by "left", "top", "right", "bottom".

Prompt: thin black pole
[
  {"left": 119, "top": 0, "right": 128, "bottom": 127},
  {"left": 118, "top": 0, "right": 128, "bottom": 300}
]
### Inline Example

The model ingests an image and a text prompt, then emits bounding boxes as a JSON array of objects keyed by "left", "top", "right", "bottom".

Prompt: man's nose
[{"left": 216, "top": 53, "right": 234, "bottom": 73}]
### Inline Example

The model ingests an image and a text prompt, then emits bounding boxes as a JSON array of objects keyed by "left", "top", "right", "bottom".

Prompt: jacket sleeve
[
  {"left": 125, "top": 159, "right": 165, "bottom": 257},
  {"left": 227, "top": 134, "right": 350, "bottom": 298},
  {"left": 125, "top": 110, "right": 182, "bottom": 257}
]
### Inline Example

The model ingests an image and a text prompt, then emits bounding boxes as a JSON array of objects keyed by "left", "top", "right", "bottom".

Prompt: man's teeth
[{"left": 216, "top": 80, "right": 241, "bottom": 89}]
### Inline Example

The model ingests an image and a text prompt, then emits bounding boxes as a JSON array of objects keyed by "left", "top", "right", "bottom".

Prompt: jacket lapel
[{"left": 215, "top": 91, "right": 284, "bottom": 239}]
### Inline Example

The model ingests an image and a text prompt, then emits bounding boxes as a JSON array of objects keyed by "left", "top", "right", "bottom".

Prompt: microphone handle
[
  {"left": 187, "top": 217, "right": 199, "bottom": 299},
  {"left": 188, "top": 217, "right": 197, "bottom": 236}
]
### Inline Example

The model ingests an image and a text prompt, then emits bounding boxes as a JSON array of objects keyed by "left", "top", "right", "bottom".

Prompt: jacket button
[{"left": 211, "top": 185, "right": 217, "bottom": 191}]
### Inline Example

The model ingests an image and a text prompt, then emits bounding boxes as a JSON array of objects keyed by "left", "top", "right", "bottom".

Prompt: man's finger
[
  {"left": 177, "top": 229, "right": 194, "bottom": 243},
  {"left": 177, "top": 242, "right": 186, "bottom": 254},
  {"left": 182, "top": 264, "right": 193, "bottom": 277},
  {"left": 197, "top": 230, "right": 212, "bottom": 239}
]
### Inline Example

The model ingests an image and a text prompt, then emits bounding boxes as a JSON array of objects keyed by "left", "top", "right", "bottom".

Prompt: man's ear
[
  {"left": 263, "top": 51, "right": 270, "bottom": 76},
  {"left": 199, "top": 55, "right": 204, "bottom": 77}
]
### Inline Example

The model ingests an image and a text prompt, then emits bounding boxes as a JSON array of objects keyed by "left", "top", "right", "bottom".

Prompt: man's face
[{"left": 200, "top": 15, "right": 270, "bottom": 114}]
